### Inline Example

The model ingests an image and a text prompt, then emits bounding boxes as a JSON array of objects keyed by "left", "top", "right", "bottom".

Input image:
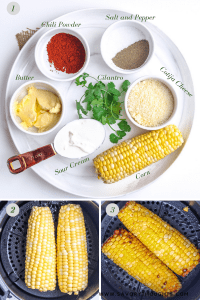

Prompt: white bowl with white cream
[{"left": 54, "top": 119, "right": 106, "bottom": 158}]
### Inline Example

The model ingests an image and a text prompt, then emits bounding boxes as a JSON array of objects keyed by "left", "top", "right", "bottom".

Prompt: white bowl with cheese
[
  {"left": 124, "top": 76, "right": 178, "bottom": 130},
  {"left": 10, "top": 80, "right": 64, "bottom": 135}
]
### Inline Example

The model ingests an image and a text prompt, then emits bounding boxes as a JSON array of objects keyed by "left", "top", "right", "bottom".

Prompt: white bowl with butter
[{"left": 10, "top": 80, "right": 64, "bottom": 135}]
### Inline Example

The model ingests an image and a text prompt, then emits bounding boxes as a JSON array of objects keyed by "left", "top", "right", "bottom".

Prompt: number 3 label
[
  {"left": 6, "top": 203, "right": 19, "bottom": 217},
  {"left": 106, "top": 203, "right": 119, "bottom": 216}
]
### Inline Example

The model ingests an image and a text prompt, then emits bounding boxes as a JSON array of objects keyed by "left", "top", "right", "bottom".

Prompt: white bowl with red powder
[{"left": 35, "top": 28, "right": 90, "bottom": 81}]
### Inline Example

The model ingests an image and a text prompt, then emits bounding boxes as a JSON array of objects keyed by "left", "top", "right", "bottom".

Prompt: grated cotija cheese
[{"left": 128, "top": 79, "right": 174, "bottom": 127}]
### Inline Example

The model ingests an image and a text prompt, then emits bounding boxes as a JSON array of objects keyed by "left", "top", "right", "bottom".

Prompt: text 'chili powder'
[{"left": 47, "top": 33, "right": 85, "bottom": 74}]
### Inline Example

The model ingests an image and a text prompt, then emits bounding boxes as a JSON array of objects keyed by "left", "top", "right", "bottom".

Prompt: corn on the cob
[
  {"left": 25, "top": 206, "right": 56, "bottom": 291},
  {"left": 57, "top": 204, "right": 88, "bottom": 295},
  {"left": 118, "top": 202, "right": 200, "bottom": 277},
  {"left": 102, "top": 228, "right": 181, "bottom": 298},
  {"left": 93, "top": 125, "right": 183, "bottom": 184}
]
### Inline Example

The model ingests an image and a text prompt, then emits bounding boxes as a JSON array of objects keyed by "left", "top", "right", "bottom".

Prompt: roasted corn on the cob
[
  {"left": 57, "top": 204, "right": 88, "bottom": 295},
  {"left": 118, "top": 202, "right": 200, "bottom": 277},
  {"left": 93, "top": 125, "right": 183, "bottom": 184},
  {"left": 102, "top": 228, "right": 182, "bottom": 298},
  {"left": 25, "top": 206, "right": 56, "bottom": 291}
]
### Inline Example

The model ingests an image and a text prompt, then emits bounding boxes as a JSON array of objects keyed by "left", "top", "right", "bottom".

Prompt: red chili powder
[{"left": 47, "top": 33, "right": 86, "bottom": 74}]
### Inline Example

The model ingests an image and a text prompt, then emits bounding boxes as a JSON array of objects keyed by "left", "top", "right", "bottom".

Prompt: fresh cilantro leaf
[
  {"left": 91, "top": 98, "right": 103, "bottom": 107},
  {"left": 94, "top": 86, "right": 102, "bottom": 98},
  {"left": 75, "top": 73, "right": 89, "bottom": 86},
  {"left": 107, "top": 115, "right": 116, "bottom": 125},
  {"left": 92, "top": 106, "right": 106, "bottom": 121},
  {"left": 110, "top": 133, "right": 119, "bottom": 144},
  {"left": 105, "top": 93, "right": 113, "bottom": 106},
  {"left": 121, "top": 80, "right": 131, "bottom": 92},
  {"left": 76, "top": 101, "right": 87, "bottom": 116},
  {"left": 76, "top": 101, "right": 83, "bottom": 118},
  {"left": 117, "top": 130, "right": 126, "bottom": 138},
  {"left": 107, "top": 82, "right": 115, "bottom": 89},
  {"left": 83, "top": 93, "right": 94, "bottom": 103},
  {"left": 111, "top": 89, "right": 121, "bottom": 96},
  {"left": 82, "top": 93, "right": 94, "bottom": 111},
  {"left": 88, "top": 82, "right": 94, "bottom": 89},
  {"left": 112, "top": 102, "right": 122, "bottom": 115},
  {"left": 118, "top": 120, "right": 131, "bottom": 132},
  {"left": 101, "top": 116, "right": 107, "bottom": 125},
  {"left": 98, "top": 81, "right": 106, "bottom": 89},
  {"left": 107, "top": 83, "right": 121, "bottom": 96},
  {"left": 112, "top": 95, "right": 119, "bottom": 102}
]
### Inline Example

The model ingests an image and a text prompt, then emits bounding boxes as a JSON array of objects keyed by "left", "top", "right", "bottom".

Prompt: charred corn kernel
[
  {"left": 183, "top": 207, "right": 189, "bottom": 212},
  {"left": 102, "top": 229, "right": 181, "bottom": 298},
  {"left": 118, "top": 202, "right": 200, "bottom": 277},
  {"left": 93, "top": 125, "right": 183, "bottom": 184},
  {"left": 25, "top": 207, "right": 56, "bottom": 291},
  {"left": 57, "top": 204, "right": 88, "bottom": 295}
]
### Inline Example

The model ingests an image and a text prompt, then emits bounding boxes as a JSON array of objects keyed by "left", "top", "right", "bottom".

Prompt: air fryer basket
[
  {"left": 0, "top": 201, "right": 99, "bottom": 300},
  {"left": 101, "top": 201, "right": 200, "bottom": 300}
]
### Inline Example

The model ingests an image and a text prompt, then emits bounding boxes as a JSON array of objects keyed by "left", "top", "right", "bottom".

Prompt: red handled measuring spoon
[{"left": 7, "top": 119, "right": 105, "bottom": 174}]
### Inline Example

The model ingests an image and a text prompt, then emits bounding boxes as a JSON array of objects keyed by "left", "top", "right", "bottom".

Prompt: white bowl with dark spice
[
  {"left": 124, "top": 76, "right": 178, "bottom": 130},
  {"left": 100, "top": 20, "right": 154, "bottom": 74},
  {"left": 35, "top": 28, "right": 90, "bottom": 81}
]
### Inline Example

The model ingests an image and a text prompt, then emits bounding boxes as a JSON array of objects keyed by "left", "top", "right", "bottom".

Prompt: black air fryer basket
[
  {"left": 101, "top": 201, "right": 200, "bottom": 300},
  {"left": 0, "top": 201, "right": 99, "bottom": 300}
]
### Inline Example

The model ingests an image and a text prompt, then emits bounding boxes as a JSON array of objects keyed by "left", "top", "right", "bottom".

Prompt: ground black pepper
[{"left": 112, "top": 39, "right": 149, "bottom": 70}]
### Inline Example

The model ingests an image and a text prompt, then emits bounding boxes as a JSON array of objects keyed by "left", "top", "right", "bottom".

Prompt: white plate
[{"left": 5, "top": 8, "right": 194, "bottom": 198}]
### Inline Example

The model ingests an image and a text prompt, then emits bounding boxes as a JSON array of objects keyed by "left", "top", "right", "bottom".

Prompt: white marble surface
[{"left": 0, "top": 0, "right": 200, "bottom": 200}]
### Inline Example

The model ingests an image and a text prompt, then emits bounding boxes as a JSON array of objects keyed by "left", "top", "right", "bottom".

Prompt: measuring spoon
[{"left": 7, "top": 119, "right": 106, "bottom": 174}]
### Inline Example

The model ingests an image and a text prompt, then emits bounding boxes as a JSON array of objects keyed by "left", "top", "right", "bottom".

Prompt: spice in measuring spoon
[
  {"left": 112, "top": 40, "right": 149, "bottom": 70},
  {"left": 47, "top": 33, "right": 86, "bottom": 73}
]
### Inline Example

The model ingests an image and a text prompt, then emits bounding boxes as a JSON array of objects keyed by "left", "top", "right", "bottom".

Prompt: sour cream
[{"left": 54, "top": 119, "right": 105, "bottom": 158}]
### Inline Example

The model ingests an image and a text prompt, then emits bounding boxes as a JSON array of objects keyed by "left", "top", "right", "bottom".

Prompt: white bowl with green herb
[
  {"left": 101, "top": 20, "right": 154, "bottom": 74},
  {"left": 75, "top": 73, "right": 131, "bottom": 144}
]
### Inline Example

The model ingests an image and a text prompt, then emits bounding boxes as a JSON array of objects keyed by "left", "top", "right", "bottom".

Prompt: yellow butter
[
  {"left": 14, "top": 86, "right": 61, "bottom": 132},
  {"left": 34, "top": 112, "right": 61, "bottom": 133}
]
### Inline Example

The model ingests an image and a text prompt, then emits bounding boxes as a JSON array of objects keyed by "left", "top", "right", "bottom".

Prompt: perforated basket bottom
[
  {"left": 1, "top": 201, "right": 98, "bottom": 299},
  {"left": 101, "top": 201, "right": 200, "bottom": 300}
]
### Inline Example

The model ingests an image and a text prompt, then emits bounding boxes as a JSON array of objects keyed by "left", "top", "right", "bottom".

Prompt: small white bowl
[
  {"left": 101, "top": 20, "right": 154, "bottom": 74},
  {"left": 54, "top": 119, "right": 106, "bottom": 159},
  {"left": 10, "top": 80, "right": 64, "bottom": 135},
  {"left": 35, "top": 28, "right": 90, "bottom": 81},
  {"left": 125, "top": 76, "right": 178, "bottom": 130}
]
